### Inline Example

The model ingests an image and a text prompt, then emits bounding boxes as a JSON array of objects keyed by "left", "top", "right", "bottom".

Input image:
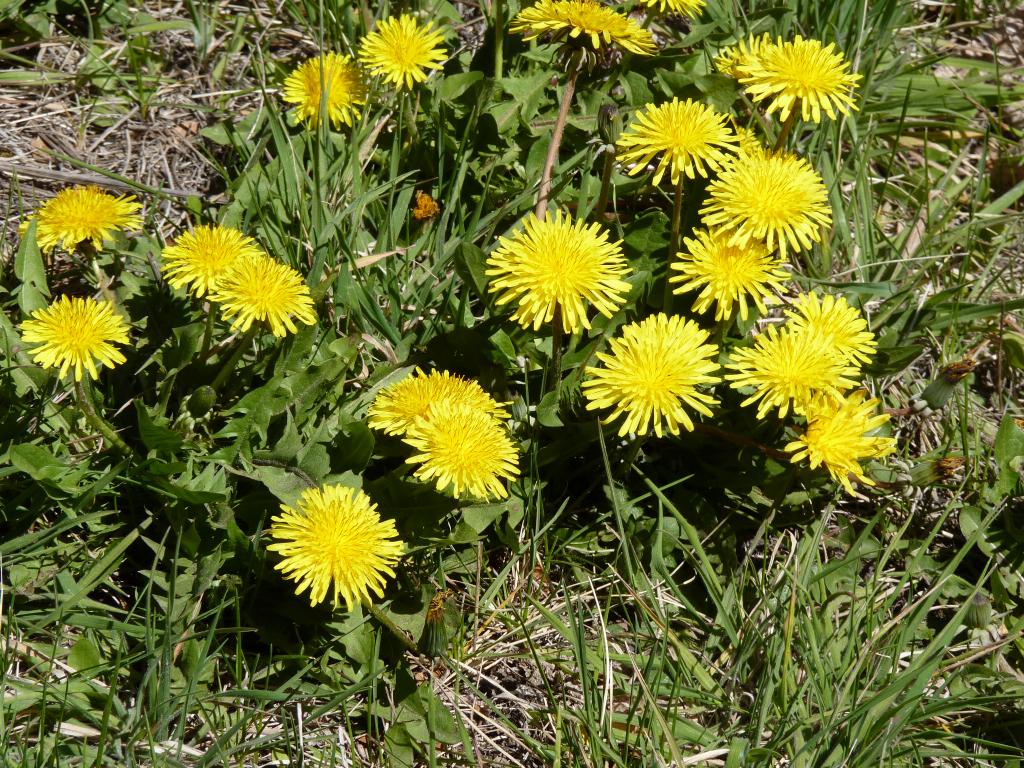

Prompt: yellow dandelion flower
[
  {"left": 785, "top": 390, "right": 895, "bottom": 494},
  {"left": 486, "top": 210, "right": 631, "bottom": 334},
  {"left": 670, "top": 229, "right": 789, "bottom": 321},
  {"left": 714, "top": 33, "right": 772, "bottom": 78},
  {"left": 404, "top": 401, "right": 520, "bottom": 500},
  {"left": 616, "top": 98, "right": 738, "bottom": 186},
  {"left": 282, "top": 52, "right": 366, "bottom": 129},
  {"left": 210, "top": 254, "right": 316, "bottom": 337},
  {"left": 724, "top": 324, "right": 859, "bottom": 419},
  {"left": 510, "top": 0, "right": 657, "bottom": 56},
  {"left": 732, "top": 124, "right": 769, "bottom": 161},
  {"left": 738, "top": 35, "right": 862, "bottom": 123},
  {"left": 268, "top": 484, "right": 404, "bottom": 609},
  {"left": 700, "top": 151, "right": 832, "bottom": 258},
  {"left": 160, "top": 225, "right": 264, "bottom": 298},
  {"left": 20, "top": 296, "right": 129, "bottom": 381},
  {"left": 21, "top": 186, "right": 142, "bottom": 253},
  {"left": 368, "top": 368, "right": 510, "bottom": 437},
  {"left": 359, "top": 14, "right": 447, "bottom": 90},
  {"left": 636, "top": 0, "right": 705, "bottom": 16},
  {"left": 784, "top": 292, "right": 876, "bottom": 366},
  {"left": 582, "top": 313, "right": 720, "bottom": 437}
]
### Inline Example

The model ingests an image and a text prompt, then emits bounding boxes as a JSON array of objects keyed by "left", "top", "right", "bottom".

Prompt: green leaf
[
  {"left": 622, "top": 210, "right": 670, "bottom": 257},
  {"left": 495, "top": 72, "right": 551, "bottom": 131},
  {"left": 437, "top": 71, "right": 484, "bottom": 104},
  {"left": 329, "top": 420, "right": 374, "bottom": 473},
  {"left": 14, "top": 220, "right": 49, "bottom": 314},
  {"left": 135, "top": 401, "right": 184, "bottom": 452},
  {"left": 694, "top": 73, "right": 740, "bottom": 112},
  {"left": 454, "top": 242, "right": 489, "bottom": 300},
  {"left": 537, "top": 390, "right": 563, "bottom": 428},
  {"left": 993, "top": 415, "right": 1024, "bottom": 498},
  {"left": 8, "top": 443, "right": 65, "bottom": 482},
  {"left": 461, "top": 502, "right": 507, "bottom": 534},
  {"left": 68, "top": 636, "right": 102, "bottom": 674},
  {"left": 1002, "top": 332, "right": 1024, "bottom": 371},
  {"left": 864, "top": 345, "right": 924, "bottom": 376}
]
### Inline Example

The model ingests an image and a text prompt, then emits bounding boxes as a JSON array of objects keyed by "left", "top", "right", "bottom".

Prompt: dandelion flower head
[
  {"left": 404, "top": 401, "right": 520, "bottom": 500},
  {"left": 510, "top": 0, "right": 657, "bottom": 56},
  {"left": 785, "top": 292, "right": 876, "bottom": 366},
  {"left": 732, "top": 124, "right": 769, "bottom": 161},
  {"left": 486, "top": 210, "right": 631, "bottom": 334},
  {"left": 22, "top": 186, "right": 142, "bottom": 253},
  {"left": 359, "top": 14, "right": 447, "bottom": 90},
  {"left": 715, "top": 33, "right": 772, "bottom": 78},
  {"left": 268, "top": 484, "right": 404, "bottom": 609},
  {"left": 785, "top": 390, "right": 895, "bottom": 494},
  {"left": 725, "top": 323, "right": 859, "bottom": 419},
  {"left": 700, "top": 150, "right": 831, "bottom": 258},
  {"left": 616, "top": 99, "right": 738, "bottom": 186},
  {"left": 211, "top": 254, "right": 316, "bottom": 337},
  {"left": 160, "top": 225, "right": 263, "bottom": 298},
  {"left": 368, "top": 368, "right": 510, "bottom": 437},
  {"left": 671, "top": 229, "right": 789, "bottom": 321},
  {"left": 738, "top": 35, "right": 862, "bottom": 123},
  {"left": 636, "top": 0, "right": 706, "bottom": 16},
  {"left": 21, "top": 296, "right": 129, "bottom": 381},
  {"left": 283, "top": 52, "right": 366, "bottom": 129},
  {"left": 583, "top": 313, "right": 720, "bottom": 437}
]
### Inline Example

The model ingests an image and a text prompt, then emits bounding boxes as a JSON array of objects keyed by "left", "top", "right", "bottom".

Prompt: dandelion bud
[
  {"left": 419, "top": 590, "right": 453, "bottom": 657},
  {"left": 909, "top": 455, "right": 965, "bottom": 485},
  {"left": 965, "top": 593, "right": 993, "bottom": 630},
  {"left": 919, "top": 359, "right": 976, "bottom": 410},
  {"left": 598, "top": 104, "right": 622, "bottom": 147},
  {"left": 188, "top": 385, "right": 217, "bottom": 418}
]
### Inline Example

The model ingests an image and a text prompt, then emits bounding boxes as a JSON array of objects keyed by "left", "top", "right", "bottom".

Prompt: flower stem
[
  {"left": 74, "top": 378, "right": 132, "bottom": 456},
  {"left": 549, "top": 305, "right": 564, "bottom": 394},
  {"left": 594, "top": 149, "right": 615, "bottom": 220},
  {"left": 211, "top": 325, "right": 258, "bottom": 391},
  {"left": 535, "top": 68, "right": 579, "bottom": 219},
  {"left": 693, "top": 422, "right": 790, "bottom": 460},
  {"left": 622, "top": 434, "right": 649, "bottom": 469},
  {"left": 664, "top": 177, "right": 685, "bottom": 312},
  {"left": 199, "top": 301, "right": 216, "bottom": 358},
  {"left": 493, "top": 0, "right": 504, "bottom": 79},
  {"left": 365, "top": 602, "right": 420, "bottom": 655},
  {"left": 773, "top": 107, "right": 799, "bottom": 152}
]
